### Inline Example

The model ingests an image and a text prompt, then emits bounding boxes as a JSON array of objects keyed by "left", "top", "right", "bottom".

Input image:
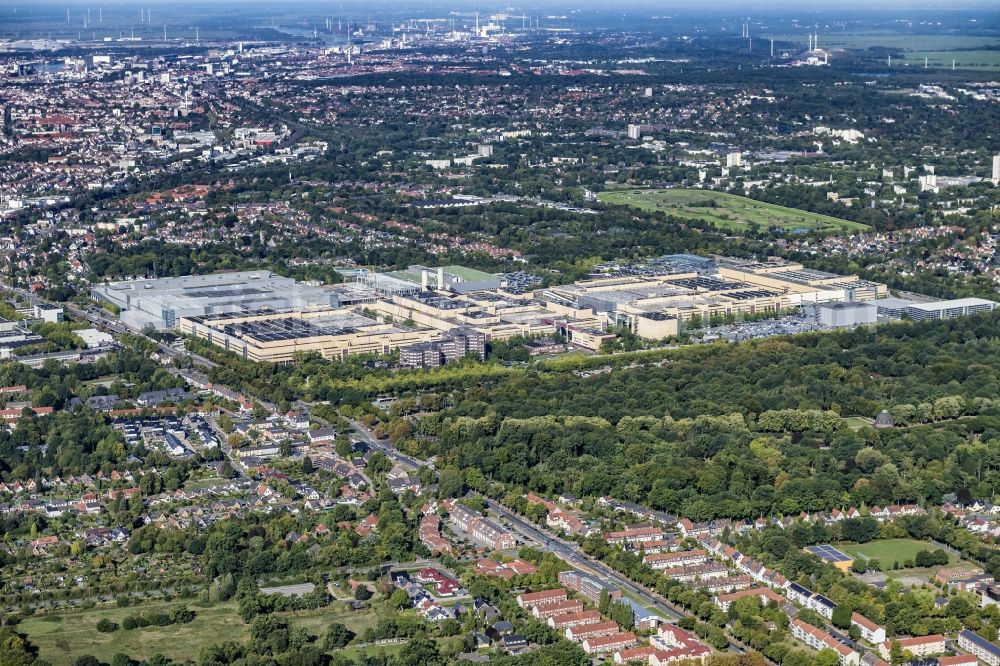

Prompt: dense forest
[{"left": 408, "top": 312, "right": 1000, "bottom": 520}]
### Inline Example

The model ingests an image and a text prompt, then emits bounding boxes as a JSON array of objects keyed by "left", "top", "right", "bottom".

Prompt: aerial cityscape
[{"left": 2, "top": 1, "right": 1000, "bottom": 666}]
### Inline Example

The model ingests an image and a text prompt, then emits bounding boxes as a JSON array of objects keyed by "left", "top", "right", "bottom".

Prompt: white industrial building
[
  {"left": 817, "top": 301, "right": 877, "bottom": 328},
  {"left": 874, "top": 296, "right": 998, "bottom": 321},
  {"left": 75, "top": 328, "right": 114, "bottom": 348},
  {"left": 91, "top": 271, "right": 335, "bottom": 331}
]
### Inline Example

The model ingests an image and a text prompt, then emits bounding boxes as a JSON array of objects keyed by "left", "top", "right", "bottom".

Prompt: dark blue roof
[
  {"left": 961, "top": 629, "right": 1000, "bottom": 656},
  {"left": 812, "top": 594, "right": 836, "bottom": 609}
]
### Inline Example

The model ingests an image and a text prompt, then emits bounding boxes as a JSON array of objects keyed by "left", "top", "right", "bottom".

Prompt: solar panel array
[
  {"left": 185, "top": 287, "right": 269, "bottom": 299},
  {"left": 668, "top": 277, "right": 750, "bottom": 292},
  {"left": 805, "top": 544, "right": 853, "bottom": 563},
  {"left": 725, "top": 289, "right": 780, "bottom": 301},
  {"left": 224, "top": 317, "right": 357, "bottom": 342}
]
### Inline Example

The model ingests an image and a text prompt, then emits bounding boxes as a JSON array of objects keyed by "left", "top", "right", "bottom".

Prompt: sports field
[
  {"left": 18, "top": 600, "right": 381, "bottom": 665},
  {"left": 837, "top": 539, "right": 952, "bottom": 570},
  {"left": 598, "top": 188, "right": 868, "bottom": 233}
]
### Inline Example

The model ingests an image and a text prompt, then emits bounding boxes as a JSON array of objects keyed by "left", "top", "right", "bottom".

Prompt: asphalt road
[
  {"left": 338, "top": 417, "right": 687, "bottom": 623},
  {"left": 481, "top": 496, "right": 685, "bottom": 622},
  {"left": 340, "top": 419, "right": 761, "bottom": 655},
  {"left": 347, "top": 418, "right": 424, "bottom": 470}
]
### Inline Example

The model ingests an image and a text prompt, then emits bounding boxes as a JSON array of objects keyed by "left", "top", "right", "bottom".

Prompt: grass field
[
  {"left": 597, "top": 188, "right": 868, "bottom": 233},
  {"left": 183, "top": 476, "right": 228, "bottom": 491},
  {"left": 842, "top": 416, "right": 873, "bottom": 431},
  {"left": 19, "top": 600, "right": 382, "bottom": 665},
  {"left": 767, "top": 33, "right": 1000, "bottom": 71},
  {"left": 837, "top": 539, "right": 952, "bottom": 570},
  {"left": 902, "top": 51, "right": 1000, "bottom": 71},
  {"left": 769, "top": 33, "right": 1000, "bottom": 52}
]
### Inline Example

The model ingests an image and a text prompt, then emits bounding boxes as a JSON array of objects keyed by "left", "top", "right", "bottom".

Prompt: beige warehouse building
[{"left": 180, "top": 308, "right": 439, "bottom": 364}]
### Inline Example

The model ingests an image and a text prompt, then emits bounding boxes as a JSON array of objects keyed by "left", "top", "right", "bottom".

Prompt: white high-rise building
[
  {"left": 992, "top": 154, "right": 1000, "bottom": 185},
  {"left": 726, "top": 152, "right": 742, "bottom": 168},
  {"left": 627, "top": 124, "right": 641, "bottom": 140}
]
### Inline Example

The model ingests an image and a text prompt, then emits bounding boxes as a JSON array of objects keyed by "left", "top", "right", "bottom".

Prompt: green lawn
[
  {"left": 902, "top": 50, "right": 1000, "bottom": 71},
  {"left": 338, "top": 637, "right": 463, "bottom": 660},
  {"left": 837, "top": 539, "right": 952, "bottom": 569},
  {"left": 768, "top": 33, "right": 1000, "bottom": 52},
  {"left": 597, "top": 188, "right": 868, "bottom": 233},
  {"left": 765, "top": 33, "right": 1000, "bottom": 71},
  {"left": 19, "top": 600, "right": 381, "bottom": 665},
  {"left": 183, "top": 477, "right": 229, "bottom": 491},
  {"left": 842, "top": 416, "right": 873, "bottom": 431}
]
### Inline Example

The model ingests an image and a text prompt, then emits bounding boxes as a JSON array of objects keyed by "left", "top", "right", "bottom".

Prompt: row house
[
  {"left": 658, "top": 563, "right": 729, "bottom": 582},
  {"left": 613, "top": 645, "right": 657, "bottom": 664},
  {"left": 869, "top": 504, "right": 926, "bottom": 521},
  {"left": 734, "top": 556, "right": 767, "bottom": 581},
  {"left": 596, "top": 496, "right": 676, "bottom": 527},
  {"left": 604, "top": 525, "right": 665, "bottom": 546},
  {"left": 689, "top": 574, "right": 753, "bottom": 595},
  {"left": 582, "top": 632, "right": 637, "bottom": 655},
  {"left": 701, "top": 537, "right": 789, "bottom": 591},
  {"left": 533, "top": 598, "right": 584, "bottom": 620},
  {"left": 549, "top": 610, "right": 602, "bottom": 630},
  {"left": 419, "top": 514, "right": 453, "bottom": 555},
  {"left": 565, "top": 621, "right": 620, "bottom": 642},
  {"left": 517, "top": 588, "right": 567, "bottom": 609},
  {"left": 649, "top": 644, "right": 711, "bottom": 666},
  {"left": 643, "top": 549, "right": 708, "bottom": 570},
  {"left": 676, "top": 519, "right": 713, "bottom": 539},
  {"left": 713, "top": 587, "right": 786, "bottom": 613},
  {"left": 790, "top": 619, "right": 859, "bottom": 666},
  {"left": 626, "top": 536, "right": 683, "bottom": 555}
]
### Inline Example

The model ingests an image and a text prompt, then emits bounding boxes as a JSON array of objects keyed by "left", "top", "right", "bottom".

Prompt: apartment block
[
  {"left": 850, "top": 612, "right": 885, "bottom": 645},
  {"left": 642, "top": 549, "right": 709, "bottom": 570},
  {"left": 879, "top": 635, "right": 946, "bottom": 660}
]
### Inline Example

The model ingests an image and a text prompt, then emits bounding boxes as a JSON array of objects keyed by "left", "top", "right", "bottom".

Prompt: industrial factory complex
[{"left": 91, "top": 256, "right": 996, "bottom": 364}]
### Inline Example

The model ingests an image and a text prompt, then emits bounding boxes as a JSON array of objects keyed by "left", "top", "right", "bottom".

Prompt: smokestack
[
  {"left": 437, "top": 267, "right": 445, "bottom": 289},
  {"left": 421, "top": 270, "right": 429, "bottom": 290}
]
